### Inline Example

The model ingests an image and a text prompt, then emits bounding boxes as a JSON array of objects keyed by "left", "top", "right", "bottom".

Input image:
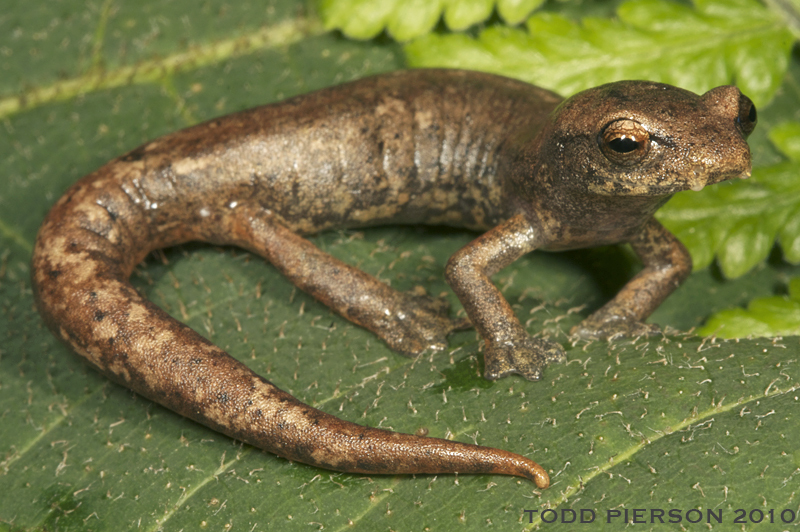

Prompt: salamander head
[{"left": 535, "top": 80, "right": 755, "bottom": 197}]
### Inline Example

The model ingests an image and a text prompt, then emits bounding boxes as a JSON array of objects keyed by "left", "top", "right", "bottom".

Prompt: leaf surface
[
  {"left": 700, "top": 278, "right": 800, "bottom": 337},
  {"left": 2, "top": 1, "right": 800, "bottom": 531},
  {"left": 659, "top": 122, "right": 800, "bottom": 278},
  {"left": 405, "top": 0, "right": 793, "bottom": 107},
  {"left": 318, "top": 0, "right": 548, "bottom": 41}
]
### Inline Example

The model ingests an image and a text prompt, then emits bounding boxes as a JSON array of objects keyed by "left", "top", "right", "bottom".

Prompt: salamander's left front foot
[
  {"left": 570, "top": 311, "right": 661, "bottom": 341},
  {"left": 484, "top": 336, "right": 566, "bottom": 381}
]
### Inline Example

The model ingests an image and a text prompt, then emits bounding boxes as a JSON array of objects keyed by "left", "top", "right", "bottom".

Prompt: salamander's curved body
[{"left": 32, "top": 69, "right": 755, "bottom": 489}]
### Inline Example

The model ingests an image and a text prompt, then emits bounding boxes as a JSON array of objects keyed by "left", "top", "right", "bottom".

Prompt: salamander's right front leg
[
  {"left": 445, "top": 215, "right": 566, "bottom": 380},
  {"left": 224, "top": 205, "right": 464, "bottom": 357}
]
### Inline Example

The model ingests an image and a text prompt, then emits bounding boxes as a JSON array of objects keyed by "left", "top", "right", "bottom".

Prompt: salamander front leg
[
  {"left": 224, "top": 205, "right": 465, "bottom": 357},
  {"left": 446, "top": 215, "right": 566, "bottom": 381},
  {"left": 571, "top": 217, "right": 692, "bottom": 341}
]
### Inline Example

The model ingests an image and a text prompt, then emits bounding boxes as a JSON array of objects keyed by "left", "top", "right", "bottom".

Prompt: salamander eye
[
  {"left": 599, "top": 119, "right": 651, "bottom": 166},
  {"left": 736, "top": 93, "right": 757, "bottom": 138}
]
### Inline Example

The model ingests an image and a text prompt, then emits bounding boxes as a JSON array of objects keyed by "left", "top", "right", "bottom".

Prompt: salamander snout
[{"left": 702, "top": 85, "right": 757, "bottom": 140}]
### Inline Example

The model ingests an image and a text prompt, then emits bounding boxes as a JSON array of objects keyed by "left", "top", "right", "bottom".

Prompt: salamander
[{"left": 31, "top": 69, "right": 756, "bottom": 489}]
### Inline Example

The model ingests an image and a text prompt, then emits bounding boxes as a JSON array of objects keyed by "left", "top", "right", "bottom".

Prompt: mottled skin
[{"left": 31, "top": 70, "right": 756, "bottom": 489}]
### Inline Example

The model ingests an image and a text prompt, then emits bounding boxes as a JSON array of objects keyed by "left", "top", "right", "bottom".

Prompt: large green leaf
[
  {"left": 404, "top": 0, "right": 793, "bottom": 107},
  {"left": 2, "top": 1, "right": 800, "bottom": 531},
  {"left": 700, "top": 277, "right": 800, "bottom": 337},
  {"left": 317, "top": 0, "right": 548, "bottom": 41},
  {"left": 658, "top": 121, "right": 800, "bottom": 278}
]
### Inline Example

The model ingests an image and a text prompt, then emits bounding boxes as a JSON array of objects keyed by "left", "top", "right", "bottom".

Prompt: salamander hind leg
[
  {"left": 371, "top": 285, "right": 472, "bottom": 356},
  {"left": 224, "top": 205, "right": 467, "bottom": 356}
]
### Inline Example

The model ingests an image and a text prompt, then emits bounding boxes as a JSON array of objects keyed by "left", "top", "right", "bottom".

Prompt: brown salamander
[{"left": 31, "top": 70, "right": 756, "bottom": 489}]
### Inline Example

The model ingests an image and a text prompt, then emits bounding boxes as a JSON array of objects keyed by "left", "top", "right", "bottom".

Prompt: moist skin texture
[{"left": 31, "top": 69, "right": 756, "bottom": 489}]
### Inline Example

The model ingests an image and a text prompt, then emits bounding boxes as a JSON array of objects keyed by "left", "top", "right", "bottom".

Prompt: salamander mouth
[
  {"left": 681, "top": 167, "right": 752, "bottom": 193},
  {"left": 595, "top": 167, "right": 752, "bottom": 197}
]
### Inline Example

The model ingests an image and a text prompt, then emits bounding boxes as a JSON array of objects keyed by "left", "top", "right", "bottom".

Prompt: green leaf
[
  {"left": 692, "top": 121, "right": 800, "bottom": 332},
  {"left": 700, "top": 277, "right": 800, "bottom": 337},
  {"left": 498, "top": 0, "right": 547, "bottom": 25},
  {"left": 659, "top": 122, "right": 800, "bottom": 277},
  {"left": 443, "top": 0, "right": 495, "bottom": 31},
  {"left": 405, "top": 0, "right": 793, "bottom": 106},
  {"left": 769, "top": 120, "right": 800, "bottom": 160},
  {"left": 3, "top": 1, "right": 800, "bottom": 531},
  {"left": 386, "top": 0, "right": 444, "bottom": 42},
  {"left": 317, "top": 0, "right": 547, "bottom": 41},
  {"left": 318, "top": 0, "right": 400, "bottom": 40},
  {"left": 780, "top": 205, "right": 800, "bottom": 263}
]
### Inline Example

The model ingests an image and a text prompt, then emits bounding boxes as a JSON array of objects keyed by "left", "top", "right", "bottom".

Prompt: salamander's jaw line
[{"left": 687, "top": 164, "right": 751, "bottom": 193}]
